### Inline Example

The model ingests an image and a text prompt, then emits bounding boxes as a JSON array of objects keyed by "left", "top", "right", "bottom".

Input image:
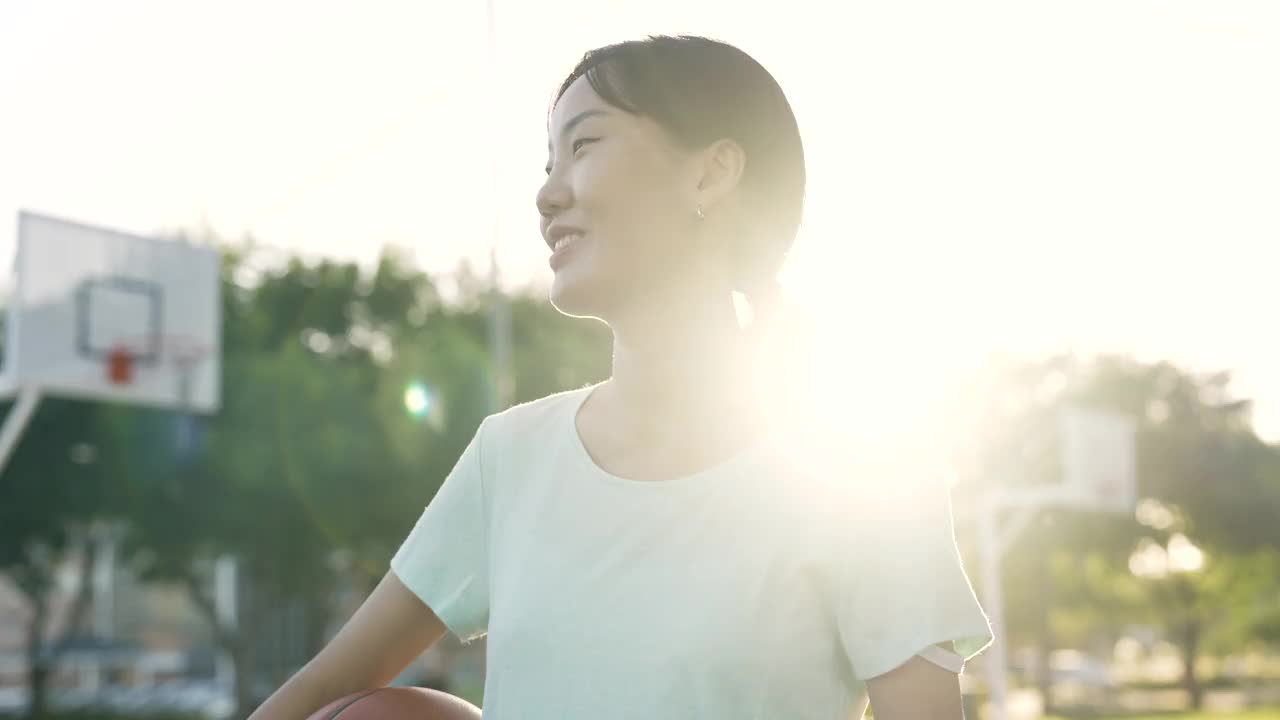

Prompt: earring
[{"left": 696, "top": 204, "right": 706, "bottom": 220}]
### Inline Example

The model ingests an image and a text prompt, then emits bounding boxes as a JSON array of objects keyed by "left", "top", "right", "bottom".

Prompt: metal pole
[
  {"left": 979, "top": 494, "right": 1009, "bottom": 720},
  {"left": 214, "top": 554, "right": 238, "bottom": 691},
  {"left": 0, "top": 386, "right": 41, "bottom": 476},
  {"left": 92, "top": 521, "right": 125, "bottom": 641},
  {"left": 489, "top": 247, "right": 512, "bottom": 412},
  {"left": 484, "top": 0, "right": 513, "bottom": 412}
]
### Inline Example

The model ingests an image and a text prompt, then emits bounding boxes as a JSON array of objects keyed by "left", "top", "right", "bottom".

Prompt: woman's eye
[{"left": 544, "top": 139, "right": 600, "bottom": 173}]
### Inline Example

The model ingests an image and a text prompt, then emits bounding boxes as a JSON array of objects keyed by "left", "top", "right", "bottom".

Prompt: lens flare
[{"left": 404, "top": 382, "right": 431, "bottom": 418}]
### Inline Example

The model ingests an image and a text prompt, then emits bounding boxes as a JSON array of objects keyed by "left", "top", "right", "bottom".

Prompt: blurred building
[
  {"left": 0, "top": 549, "right": 488, "bottom": 711},
  {"left": 0, "top": 556, "right": 208, "bottom": 709}
]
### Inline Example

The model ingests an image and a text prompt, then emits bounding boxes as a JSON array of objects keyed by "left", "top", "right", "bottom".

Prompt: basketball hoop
[
  {"left": 103, "top": 334, "right": 212, "bottom": 410},
  {"left": 11, "top": 211, "right": 220, "bottom": 414},
  {"left": 106, "top": 345, "right": 136, "bottom": 385},
  {"left": 977, "top": 405, "right": 1137, "bottom": 720}
]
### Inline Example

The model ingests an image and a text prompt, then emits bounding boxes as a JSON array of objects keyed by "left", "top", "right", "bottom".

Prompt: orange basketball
[{"left": 305, "top": 687, "right": 481, "bottom": 720}]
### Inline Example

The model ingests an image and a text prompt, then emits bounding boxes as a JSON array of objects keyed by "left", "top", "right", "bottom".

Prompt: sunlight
[
  {"left": 770, "top": 302, "right": 976, "bottom": 509},
  {"left": 784, "top": 274, "right": 975, "bottom": 454}
]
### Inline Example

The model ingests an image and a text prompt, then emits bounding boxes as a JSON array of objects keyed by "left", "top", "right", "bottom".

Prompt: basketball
[{"left": 305, "top": 687, "right": 482, "bottom": 720}]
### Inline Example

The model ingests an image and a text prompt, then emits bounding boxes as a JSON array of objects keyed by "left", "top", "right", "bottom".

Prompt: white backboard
[
  {"left": 1058, "top": 406, "right": 1137, "bottom": 514},
  {"left": 3, "top": 211, "right": 221, "bottom": 413}
]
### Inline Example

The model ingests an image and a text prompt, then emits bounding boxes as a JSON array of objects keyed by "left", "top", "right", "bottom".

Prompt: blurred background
[{"left": 1, "top": 1, "right": 1278, "bottom": 719}]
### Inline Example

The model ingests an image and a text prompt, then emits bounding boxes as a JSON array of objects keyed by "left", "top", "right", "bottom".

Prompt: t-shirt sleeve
[
  {"left": 390, "top": 417, "right": 492, "bottom": 642},
  {"left": 831, "top": 450, "right": 993, "bottom": 681}
]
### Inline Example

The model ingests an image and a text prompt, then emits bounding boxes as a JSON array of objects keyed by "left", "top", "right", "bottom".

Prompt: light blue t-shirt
[{"left": 392, "top": 383, "right": 992, "bottom": 719}]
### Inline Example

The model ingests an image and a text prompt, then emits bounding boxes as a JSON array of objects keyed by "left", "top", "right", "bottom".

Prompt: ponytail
[
  {"left": 743, "top": 278, "right": 784, "bottom": 334},
  {"left": 741, "top": 278, "right": 812, "bottom": 418}
]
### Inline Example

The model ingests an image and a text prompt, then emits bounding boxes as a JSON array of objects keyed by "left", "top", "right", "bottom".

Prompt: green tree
[
  {"left": 118, "top": 244, "right": 499, "bottom": 717},
  {"left": 0, "top": 397, "right": 122, "bottom": 719},
  {"left": 951, "top": 354, "right": 1280, "bottom": 711}
]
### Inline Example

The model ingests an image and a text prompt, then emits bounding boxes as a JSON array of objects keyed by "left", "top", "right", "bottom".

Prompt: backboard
[
  {"left": 2, "top": 211, "right": 221, "bottom": 413},
  {"left": 1057, "top": 406, "right": 1137, "bottom": 514}
]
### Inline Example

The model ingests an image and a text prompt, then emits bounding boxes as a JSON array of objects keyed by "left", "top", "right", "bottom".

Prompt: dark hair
[{"left": 551, "top": 34, "right": 807, "bottom": 333}]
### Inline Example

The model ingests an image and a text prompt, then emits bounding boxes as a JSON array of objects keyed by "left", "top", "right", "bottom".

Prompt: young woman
[{"left": 250, "top": 34, "right": 992, "bottom": 720}]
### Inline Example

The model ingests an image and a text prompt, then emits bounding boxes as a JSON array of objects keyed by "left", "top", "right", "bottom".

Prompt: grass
[
  {"left": 1045, "top": 710, "right": 1280, "bottom": 720},
  {"left": 0, "top": 707, "right": 202, "bottom": 712}
]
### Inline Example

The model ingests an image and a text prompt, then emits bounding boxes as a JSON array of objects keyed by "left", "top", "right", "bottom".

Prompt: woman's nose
[{"left": 536, "top": 172, "right": 571, "bottom": 219}]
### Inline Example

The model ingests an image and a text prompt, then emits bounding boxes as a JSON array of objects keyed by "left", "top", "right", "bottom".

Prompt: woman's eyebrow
[{"left": 547, "top": 109, "right": 611, "bottom": 151}]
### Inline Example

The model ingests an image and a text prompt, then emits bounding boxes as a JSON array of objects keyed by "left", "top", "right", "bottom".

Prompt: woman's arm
[
  {"left": 864, "top": 653, "right": 966, "bottom": 720},
  {"left": 246, "top": 570, "right": 449, "bottom": 720}
]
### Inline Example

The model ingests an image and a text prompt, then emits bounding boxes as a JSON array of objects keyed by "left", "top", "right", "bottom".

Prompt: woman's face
[{"left": 537, "top": 76, "right": 713, "bottom": 320}]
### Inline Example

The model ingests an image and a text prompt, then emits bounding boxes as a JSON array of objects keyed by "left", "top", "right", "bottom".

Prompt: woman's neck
[{"left": 598, "top": 302, "right": 768, "bottom": 445}]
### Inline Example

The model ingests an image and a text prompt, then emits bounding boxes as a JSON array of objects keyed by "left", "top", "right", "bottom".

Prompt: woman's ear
[{"left": 696, "top": 138, "right": 747, "bottom": 212}]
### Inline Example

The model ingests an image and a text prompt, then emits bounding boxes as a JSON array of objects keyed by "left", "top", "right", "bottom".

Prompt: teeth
[{"left": 553, "top": 232, "right": 583, "bottom": 252}]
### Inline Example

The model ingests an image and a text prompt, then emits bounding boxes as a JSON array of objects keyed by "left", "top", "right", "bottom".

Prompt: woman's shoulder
[{"left": 482, "top": 383, "right": 595, "bottom": 445}]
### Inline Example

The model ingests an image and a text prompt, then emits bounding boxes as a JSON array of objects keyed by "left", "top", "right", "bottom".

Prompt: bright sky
[{"left": 2, "top": 1, "right": 1277, "bottom": 441}]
